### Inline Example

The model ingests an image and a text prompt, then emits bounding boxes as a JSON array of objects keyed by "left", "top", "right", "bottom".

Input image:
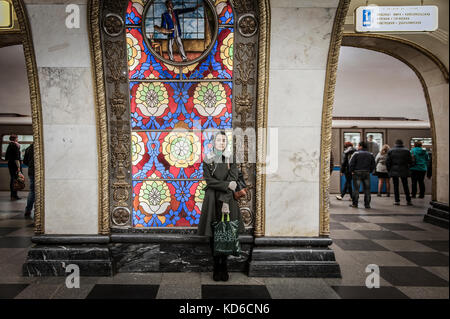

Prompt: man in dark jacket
[
  {"left": 5, "top": 134, "right": 21, "bottom": 200},
  {"left": 349, "top": 141, "right": 375, "bottom": 208},
  {"left": 386, "top": 139, "right": 413, "bottom": 206},
  {"left": 336, "top": 142, "right": 355, "bottom": 200}
]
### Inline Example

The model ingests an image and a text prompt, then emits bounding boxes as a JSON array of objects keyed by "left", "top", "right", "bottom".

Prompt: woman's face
[{"left": 214, "top": 134, "right": 227, "bottom": 152}]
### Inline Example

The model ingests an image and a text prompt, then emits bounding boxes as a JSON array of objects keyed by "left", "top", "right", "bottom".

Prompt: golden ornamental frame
[
  {"left": 319, "top": 0, "right": 351, "bottom": 237},
  {"left": 89, "top": 0, "right": 271, "bottom": 236}
]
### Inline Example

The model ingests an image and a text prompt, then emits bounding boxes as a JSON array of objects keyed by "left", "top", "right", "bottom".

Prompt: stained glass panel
[
  {"left": 215, "top": 0, "right": 234, "bottom": 25},
  {"left": 126, "top": 0, "right": 145, "bottom": 25},
  {"left": 127, "top": 28, "right": 180, "bottom": 80},
  {"left": 133, "top": 180, "right": 205, "bottom": 227},
  {"left": 130, "top": 81, "right": 233, "bottom": 130},
  {"left": 127, "top": 0, "right": 234, "bottom": 228},
  {"left": 132, "top": 131, "right": 204, "bottom": 179},
  {"left": 182, "top": 28, "right": 233, "bottom": 79}
]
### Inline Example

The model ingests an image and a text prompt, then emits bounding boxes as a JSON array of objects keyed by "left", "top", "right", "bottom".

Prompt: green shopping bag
[{"left": 212, "top": 213, "right": 241, "bottom": 256}]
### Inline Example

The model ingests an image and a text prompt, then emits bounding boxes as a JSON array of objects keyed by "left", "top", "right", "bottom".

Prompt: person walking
[
  {"left": 23, "top": 143, "right": 35, "bottom": 218},
  {"left": 375, "top": 144, "right": 391, "bottom": 197},
  {"left": 386, "top": 139, "right": 413, "bottom": 206},
  {"left": 367, "top": 135, "right": 380, "bottom": 156},
  {"left": 410, "top": 141, "right": 429, "bottom": 199},
  {"left": 5, "top": 134, "right": 21, "bottom": 200},
  {"left": 336, "top": 142, "right": 355, "bottom": 201},
  {"left": 197, "top": 131, "right": 244, "bottom": 282},
  {"left": 349, "top": 141, "right": 375, "bottom": 209}
]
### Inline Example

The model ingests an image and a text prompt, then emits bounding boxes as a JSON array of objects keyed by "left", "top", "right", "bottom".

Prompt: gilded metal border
[
  {"left": 254, "top": 0, "right": 270, "bottom": 237},
  {"left": 89, "top": 0, "right": 272, "bottom": 235},
  {"left": 88, "top": 0, "right": 110, "bottom": 235},
  {"left": 341, "top": 34, "right": 445, "bottom": 203},
  {"left": 9, "top": 0, "right": 45, "bottom": 234},
  {"left": 319, "top": 0, "right": 351, "bottom": 237}
]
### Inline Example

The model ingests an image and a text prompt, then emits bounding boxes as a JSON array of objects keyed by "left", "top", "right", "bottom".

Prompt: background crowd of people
[{"left": 335, "top": 137, "right": 431, "bottom": 209}]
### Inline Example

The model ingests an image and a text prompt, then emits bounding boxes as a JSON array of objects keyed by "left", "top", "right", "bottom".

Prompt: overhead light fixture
[{"left": 0, "top": 0, "right": 13, "bottom": 29}]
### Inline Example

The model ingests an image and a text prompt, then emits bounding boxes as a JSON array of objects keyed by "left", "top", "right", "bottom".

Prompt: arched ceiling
[{"left": 334, "top": 46, "right": 429, "bottom": 121}]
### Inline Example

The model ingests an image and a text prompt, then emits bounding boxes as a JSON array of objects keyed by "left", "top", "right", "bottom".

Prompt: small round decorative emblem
[
  {"left": 103, "top": 13, "right": 124, "bottom": 37},
  {"left": 238, "top": 14, "right": 258, "bottom": 37},
  {"left": 112, "top": 207, "right": 131, "bottom": 226}
]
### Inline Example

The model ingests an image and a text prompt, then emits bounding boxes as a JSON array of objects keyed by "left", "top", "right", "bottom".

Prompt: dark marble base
[
  {"left": 23, "top": 245, "right": 114, "bottom": 276},
  {"left": 424, "top": 201, "right": 449, "bottom": 229},
  {"left": 110, "top": 234, "right": 253, "bottom": 273},
  {"left": 22, "top": 235, "right": 342, "bottom": 278},
  {"left": 248, "top": 237, "right": 341, "bottom": 278}
]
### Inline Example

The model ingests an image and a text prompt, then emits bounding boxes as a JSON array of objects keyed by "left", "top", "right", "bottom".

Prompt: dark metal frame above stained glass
[{"left": 99, "top": 0, "right": 260, "bottom": 232}]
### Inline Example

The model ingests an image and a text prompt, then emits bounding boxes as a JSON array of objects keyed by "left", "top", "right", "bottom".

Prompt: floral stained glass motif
[
  {"left": 215, "top": 0, "right": 234, "bottom": 25},
  {"left": 182, "top": 28, "right": 233, "bottom": 80},
  {"left": 130, "top": 80, "right": 232, "bottom": 130},
  {"left": 127, "top": 28, "right": 179, "bottom": 80},
  {"left": 126, "top": 0, "right": 145, "bottom": 25},
  {"left": 133, "top": 180, "right": 205, "bottom": 227},
  {"left": 127, "top": 0, "right": 235, "bottom": 228},
  {"left": 132, "top": 131, "right": 204, "bottom": 180}
]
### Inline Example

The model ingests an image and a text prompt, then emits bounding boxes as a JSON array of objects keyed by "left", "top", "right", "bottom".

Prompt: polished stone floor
[{"left": 0, "top": 191, "right": 448, "bottom": 299}]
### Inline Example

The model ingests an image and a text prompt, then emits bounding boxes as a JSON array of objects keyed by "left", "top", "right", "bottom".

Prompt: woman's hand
[
  {"left": 228, "top": 181, "right": 237, "bottom": 191},
  {"left": 222, "top": 202, "right": 230, "bottom": 214}
]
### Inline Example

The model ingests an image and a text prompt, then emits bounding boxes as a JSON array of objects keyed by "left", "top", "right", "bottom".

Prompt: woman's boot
[
  {"left": 213, "top": 256, "right": 221, "bottom": 281},
  {"left": 220, "top": 255, "right": 229, "bottom": 281}
]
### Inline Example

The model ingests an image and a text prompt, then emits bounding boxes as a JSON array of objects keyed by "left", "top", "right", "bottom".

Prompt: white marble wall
[
  {"left": 26, "top": 1, "right": 99, "bottom": 234},
  {"left": 265, "top": 0, "right": 339, "bottom": 237}
]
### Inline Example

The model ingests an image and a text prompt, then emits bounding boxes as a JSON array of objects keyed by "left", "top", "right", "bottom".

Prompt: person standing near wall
[
  {"left": 336, "top": 141, "right": 355, "bottom": 201},
  {"left": 386, "top": 139, "right": 413, "bottom": 206},
  {"left": 5, "top": 134, "right": 21, "bottom": 200},
  {"left": 197, "top": 131, "right": 244, "bottom": 282},
  {"left": 410, "top": 141, "right": 429, "bottom": 199},
  {"left": 349, "top": 141, "right": 375, "bottom": 209},
  {"left": 375, "top": 144, "right": 391, "bottom": 197},
  {"left": 23, "top": 143, "right": 35, "bottom": 218}
]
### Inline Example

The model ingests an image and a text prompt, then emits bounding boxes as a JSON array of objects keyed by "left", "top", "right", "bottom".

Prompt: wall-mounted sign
[
  {"left": 0, "top": 0, "right": 12, "bottom": 29},
  {"left": 355, "top": 6, "right": 438, "bottom": 32}
]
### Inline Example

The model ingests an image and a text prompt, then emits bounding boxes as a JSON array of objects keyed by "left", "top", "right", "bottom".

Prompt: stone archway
[
  {"left": 1, "top": 0, "right": 45, "bottom": 234},
  {"left": 319, "top": 28, "right": 449, "bottom": 235}
]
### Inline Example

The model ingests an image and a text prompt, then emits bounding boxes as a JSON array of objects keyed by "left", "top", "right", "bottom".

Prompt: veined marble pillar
[
  {"left": 249, "top": 0, "right": 342, "bottom": 277},
  {"left": 26, "top": 0, "right": 99, "bottom": 235}
]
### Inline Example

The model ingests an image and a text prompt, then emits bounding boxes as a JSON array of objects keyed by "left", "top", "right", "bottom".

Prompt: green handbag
[{"left": 212, "top": 213, "right": 241, "bottom": 256}]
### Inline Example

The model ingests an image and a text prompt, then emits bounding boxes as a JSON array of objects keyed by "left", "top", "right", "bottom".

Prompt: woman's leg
[
  {"left": 220, "top": 255, "right": 229, "bottom": 281},
  {"left": 418, "top": 171, "right": 426, "bottom": 198},
  {"left": 378, "top": 178, "right": 383, "bottom": 196},
  {"left": 210, "top": 234, "right": 222, "bottom": 281}
]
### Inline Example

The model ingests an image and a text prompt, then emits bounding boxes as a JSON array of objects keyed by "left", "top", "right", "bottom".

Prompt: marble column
[
  {"left": 249, "top": 0, "right": 342, "bottom": 277},
  {"left": 26, "top": 0, "right": 99, "bottom": 235},
  {"left": 265, "top": 0, "right": 339, "bottom": 237}
]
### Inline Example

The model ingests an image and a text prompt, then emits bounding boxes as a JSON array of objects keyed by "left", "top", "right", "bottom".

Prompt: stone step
[
  {"left": 251, "top": 247, "right": 337, "bottom": 262},
  {"left": 430, "top": 201, "right": 449, "bottom": 212},
  {"left": 27, "top": 246, "right": 111, "bottom": 261},
  {"left": 427, "top": 207, "right": 449, "bottom": 220},
  {"left": 423, "top": 214, "right": 449, "bottom": 229},
  {"left": 249, "top": 260, "right": 341, "bottom": 278},
  {"left": 23, "top": 260, "right": 113, "bottom": 277}
]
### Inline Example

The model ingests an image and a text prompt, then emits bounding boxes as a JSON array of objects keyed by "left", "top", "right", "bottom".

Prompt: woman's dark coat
[
  {"left": 197, "top": 154, "right": 244, "bottom": 237},
  {"left": 386, "top": 145, "right": 413, "bottom": 177}
]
